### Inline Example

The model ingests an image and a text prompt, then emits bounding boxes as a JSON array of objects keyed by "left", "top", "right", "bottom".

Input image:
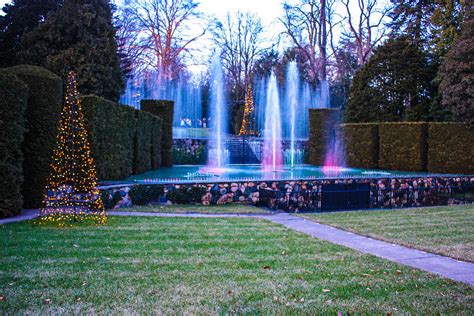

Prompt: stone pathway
[
  {"left": 0, "top": 209, "right": 38, "bottom": 225},
  {"left": 2, "top": 209, "right": 473, "bottom": 286},
  {"left": 267, "top": 213, "right": 474, "bottom": 286}
]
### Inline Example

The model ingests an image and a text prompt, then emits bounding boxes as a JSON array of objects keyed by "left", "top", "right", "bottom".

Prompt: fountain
[
  {"left": 206, "top": 52, "right": 228, "bottom": 170},
  {"left": 262, "top": 72, "right": 282, "bottom": 171},
  {"left": 286, "top": 61, "right": 299, "bottom": 168}
]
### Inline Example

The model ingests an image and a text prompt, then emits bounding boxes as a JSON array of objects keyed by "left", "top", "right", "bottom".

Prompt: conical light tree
[
  {"left": 239, "top": 85, "right": 258, "bottom": 136},
  {"left": 39, "top": 71, "right": 107, "bottom": 225}
]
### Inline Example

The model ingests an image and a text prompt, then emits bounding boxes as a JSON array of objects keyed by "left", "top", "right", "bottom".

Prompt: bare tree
[
  {"left": 341, "top": 0, "right": 389, "bottom": 66},
  {"left": 123, "top": 0, "right": 206, "bottom": 79},
  {"left": 280, "top": 0, "right": 335, "bottom": 84},
  {"left": 114, "top": 5, "right": 144, "bottom": 77},
  {"left": 212, "top": 12, "right": 266, "bottom": 90}
]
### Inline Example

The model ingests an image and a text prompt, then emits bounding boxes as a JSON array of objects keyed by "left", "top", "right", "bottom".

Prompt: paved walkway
[
  {"left": 266, "top": 214, "right": 474, "bottom": 286},
  {"left": 2, "top": 210, "right": 473, "bottom": 286},
  {"left": 0, "top": 209, "right": 38, "bottom": 225}
]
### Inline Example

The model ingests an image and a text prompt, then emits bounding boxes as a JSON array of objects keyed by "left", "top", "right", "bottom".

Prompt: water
[
  {"left": 207, "top": 52, "right": 228, "bottom": 168},
  {"left": 286, "top": 61, "right": 299, "bottom": 168},
  {"left": 120, "top": 72, "right": 203, "bottom": 138},
  {"left": 122, "top": 164, "right": 431, "bottom": 184},
  {"left": 262, "top": 72, "right": 282, "bottom": 171}
]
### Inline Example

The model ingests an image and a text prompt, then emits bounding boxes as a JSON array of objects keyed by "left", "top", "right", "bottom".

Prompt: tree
[
  {"left": 439, "top": 11, "right": 474, "bottom": 125},
  {"left": 239, "top": 85, "right": 258, "bottom": 136},
  {"left": 388, "top": 0, "right": 434, "bottom": 42},
  {"left": 389, "top": 0, "right": 464, "bottom": 58},
  {"left": 341, "top": 0, "right": 389, "bottom": 67},
  {"left": 0, "top": 0, "right": 62, "bottom": 67},
  {"left": 39, "top": 71, "right": 107, "bottom": 226},
  {"left": 345, "top": 37, "right": 436, "bottom": 122},
  {"left": 280, "top": 0, "right": 335, "bottom": 85},
  {"left": 21, "top": 0, "right": 124, "bottom": 101},
  {"left": 123, "top": 0, "right": 206, "bottom": 80},
  {"left": 212, "top": 11, "right": 265, "bottom": 133}
]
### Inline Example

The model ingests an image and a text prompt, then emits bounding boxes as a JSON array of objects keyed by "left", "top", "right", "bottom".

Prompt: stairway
[{"left": 226, "top": 137, "right": 261, "bottom": 164}]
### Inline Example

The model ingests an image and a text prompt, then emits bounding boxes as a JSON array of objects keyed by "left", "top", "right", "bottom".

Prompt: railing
[{"left": 258, "top": 184, "right": 474, "bottom": 212}]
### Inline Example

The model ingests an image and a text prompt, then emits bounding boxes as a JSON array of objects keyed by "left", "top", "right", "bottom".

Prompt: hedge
[
  {"left": 379, "top": 122, "right": 428, "bottom": 171},
  {"left": 141, "top": 100, "right": 174, "bottom": 167},
  {"left": 428, "top": 123, "right": 474, "bottom": 174},
  {"left": 6, "top": 65, "right": 63, "bottom": 208},
  {"left": 336, "top": 123, "right": 379, "bottom": 169},
  {"left": 0, "top": 73, "right": 28, "bottom": 217},
  {"left": 308, "top": 109, "right": 341, "bottom": 165},
  {"left": 81, "top": 95, "right": 136, "bottom": 180},
  {"left": 133, "top": 110, "right": 153, "bottom": 174},
  {"left": 151, "top": 116, "right": 163, "bottom": 169}
]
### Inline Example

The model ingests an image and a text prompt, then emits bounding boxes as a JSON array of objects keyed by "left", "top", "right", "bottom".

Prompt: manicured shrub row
[
  {"left": 128, "top": 185, "right": 164, "bottom": 205},
  {"left": 336, "top": 123, "right": 379, "bottom": 169},
  {"left": 141, "top": 100, "right": 174, "bottom": 167},
  {"left": 81, "top": 95, "right": 136, "bottom": 180},
  {"left": 81, "top": 95, "right": 164, "bottom": 180},
  {"left": 7, "top": 65, "right": 63, "bottom": 208},
  {"left": 428, "top": 123, "right": 474, "bottom": 174},
  {"left": 320, "top": 121, "right": 473, "bottom": 174},
  {"left": 133, "top": 110, "right": 153, "bottom": 174},
  {"left": 379, "top": 122, "right": 428, "bottom": 171},
  {"left": 308, "top": 109, "right": 341, "bottom": 165},
  {"left": 0, "top": 73, "right": 29, "bottom": 217},
  {"left": 166, "top": 186, "right": 206, "bottom": 204},
  {"left": 151, "top": 116, "right": 163, "bottom": 169}
]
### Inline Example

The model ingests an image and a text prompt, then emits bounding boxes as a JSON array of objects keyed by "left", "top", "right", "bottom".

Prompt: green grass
[
  {"left": 112, "top": 204, "right": 271, "bottom": 214},
  {"left": 1, "top": 217, "right": 472, "bottom": 313},
  {"left": 300, "top": 205, "right": 474, "bottom": 262}
]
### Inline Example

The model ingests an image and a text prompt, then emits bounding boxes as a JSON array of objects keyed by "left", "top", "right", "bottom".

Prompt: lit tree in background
[
  {"left": 239, "top": 85, "right": 258, "bottom": 136},
  {"left": 39, "top": 71, "right": 107, "bottom": 226}
]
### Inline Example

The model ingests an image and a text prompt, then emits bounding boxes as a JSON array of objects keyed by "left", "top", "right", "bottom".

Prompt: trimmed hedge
[
  {"left": 379, "top": 122, "right": 428, "bottom": 171},
  {"left": 134, "top": 110, "right": 153, "bottom": 174},
  {"left": 308, "top": 109, "right": 341, "bottom": 165},
  {"left": 336, "top": 123, "right": 379, "bottom": 169},
  {"left": 7, "top": 65, "right": 62, "bottom": 208},
  {"left": 81, "top": 95, "right": 163, "bottom": 179},
  {"left": 428, "top": 123, "right": 474, "bottom": 174},
  {"left": 151, "top": 116, "right": 163, "bottom": 169},
  {"left": 81, "top": 95, "right": 136, "bottom": 180},
  {"left": 141, "top": 100, "right": 174, "bottom": 167},
  {"left": 0, "top": 73, "right": 29, "bottom": 217}
]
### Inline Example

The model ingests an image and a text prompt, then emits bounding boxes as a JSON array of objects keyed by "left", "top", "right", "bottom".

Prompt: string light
[
  {"left": 38, "top": 71, "right": 107, "bottom": 226},
  {"left": 239, "top": 84, "right": 259, "bottom": 136}
]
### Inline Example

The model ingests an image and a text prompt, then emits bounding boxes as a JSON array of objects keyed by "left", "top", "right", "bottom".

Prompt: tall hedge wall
[
  {"left": 7, "top": 65, "right": 63, "bottom": 208},
  {"left": 0, "top": 73, "right": 28, "bottom": 217},
  {"left": 379, "top": 122, "right": 428, "bottom": 171},
  {"left": 151, "top": 116, "right": 163, "bottom": 169},
  {"left": 428, "top": 123, "right": 474, "bottom": 174},
  {"left": 141, "top": 100, "right": 174, "bottom": 167},
  {"left": 81, "top": 95, "right": 136, "bottom": 180},
  {"left": 308, "top": 109, "right": 341, "bottom": 165},
  {"left": 336, "top": 123, "right": 379, "bottom": 169},
  {"left": 134, "top": 110, "right": 153, "bottom": 174}
]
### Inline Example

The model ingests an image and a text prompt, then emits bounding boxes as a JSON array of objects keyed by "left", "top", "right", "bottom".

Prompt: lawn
[
  {"left": 300, "top": 205, "right": 474, "bottom": 262},
  {"left": 111, "top": 203, "right": 271, "bottom": 214},
  {"left": 1, "top": 216, "right": 472, "bottom": 314}
]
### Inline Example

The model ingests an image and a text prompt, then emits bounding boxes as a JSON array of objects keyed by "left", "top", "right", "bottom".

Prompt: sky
[{"left": 0, "top": 0, "right": 390, "bottom": 74}]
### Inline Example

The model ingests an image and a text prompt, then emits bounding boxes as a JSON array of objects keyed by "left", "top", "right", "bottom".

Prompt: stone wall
[{"left": 100, "top": 176, "right": 474, "bottom": 211}]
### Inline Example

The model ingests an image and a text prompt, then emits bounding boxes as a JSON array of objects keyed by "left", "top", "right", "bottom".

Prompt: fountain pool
[{"left": 116, "top": 164, "right": 437, "bottom": 185}]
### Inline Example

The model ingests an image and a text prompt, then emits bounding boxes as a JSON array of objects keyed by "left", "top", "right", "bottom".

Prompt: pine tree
[
  {"left": 345, "top": 37, "right": 436, "bottom": 123},
  {"left": 21, "top": 0, "right": 124, "bottom": 101},
  {"left": 239, "top": 85, "right": 258, "bottom": 136},
  {"left": 0, "top": 0, "right": 62, "bottom": 67},
  {"left": 439, "top": 9, "right": 474, "bottom": 125},
  {"left": 40, "top": 71, "right": 107, "bottom": 226}
]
